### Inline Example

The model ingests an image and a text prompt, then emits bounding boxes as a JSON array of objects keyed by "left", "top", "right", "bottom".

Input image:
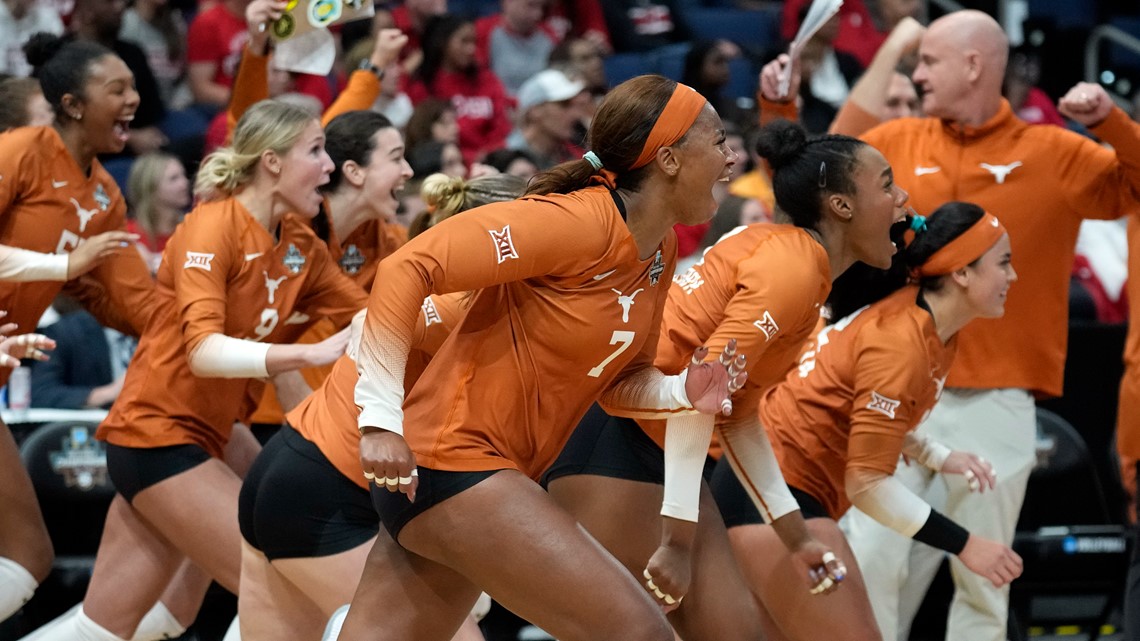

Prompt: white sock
[
  {"left": 322, "top": 605, "right": 349, "bottom": 641},
  {"left": 75, "top": 606, "right": 130, "bottom": 641},
  {"left": 221, "top": 614, "right": 241, "bottom": 641},
  {"left": 16, "top": 603, "right": 79, "bottom": 641},
  {"left": 0, "top": 557, "right": 38, "bottom": 622},
  {"left": 131, "top": 602, "right": 185, "bottom": 641}
]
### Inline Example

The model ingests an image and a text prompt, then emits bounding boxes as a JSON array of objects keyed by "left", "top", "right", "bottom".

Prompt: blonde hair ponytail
[
  {"left": 410, "top": 172, "right": 527, "bottom": 239},
  {"left": 194, "top": 100, "right": 317, "bottom": 200}
]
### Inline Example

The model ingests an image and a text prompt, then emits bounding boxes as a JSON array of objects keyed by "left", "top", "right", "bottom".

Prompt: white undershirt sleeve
[
  {"left": 599, "top": 367, "right": 696, "bottom": 419},
  {"left": 846, "top": 466, "right": 932, "bottom": 538},
  {"left": 187, "top": 333, "right": 271, "bottom": 379},
  {"left": 718, "top": 417, "right": 800, "bottom": 523},
  {"left": 662, "top": 412, "right": 716, "bottom": 522},
  {"left": 0, "top": 246, "right": 69, "bottom": 282}
]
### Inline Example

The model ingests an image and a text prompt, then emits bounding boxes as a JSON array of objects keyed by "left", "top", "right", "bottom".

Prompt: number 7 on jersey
[{"left": 588, "top": 330, "right": 636, "bottom": 378}]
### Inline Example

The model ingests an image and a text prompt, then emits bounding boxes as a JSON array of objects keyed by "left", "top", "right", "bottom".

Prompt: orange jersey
[
  {"left": 762, "top": 286, "right": 956, "bottom": 519},
  {"left": 0, "top": 127, "right": 153, "bottom": 383},
  {"left": 833, "top": 100, "right": 1140, "bottom": 396},
  {"left": 637, "top": 224, "right": 832, "bottom": 450},
  {"left": 247, "top": 213, "right": 407, "bottom": 424},
  {"left": 289, "top": 293, "right": 468, "bottom": 489},
  {"left": 97, "top": 199, "right": 367, "bottom": 457},
  {"left": 355, "top": 186, "right": 677, "bottom": 479},
  {"left": 1119, "top": 218, "right": 1140, "bottom": 458}
]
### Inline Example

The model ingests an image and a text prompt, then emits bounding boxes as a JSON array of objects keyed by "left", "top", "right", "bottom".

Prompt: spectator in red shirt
[
  {"left": 389, "top": 0, "right": 446, "bottom": 70},
  {"left": 404, "top": 14, "right": 513, "bottom": 163},
  {"left": 544, "top": 0, "right": 611, "bottom": 54}
]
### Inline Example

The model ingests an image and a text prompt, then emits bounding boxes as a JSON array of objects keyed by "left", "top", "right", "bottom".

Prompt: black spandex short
[
  {"left": 541, "top": 403, "right": 716, "bottom": 488},
  {"left": 238, "top": 424, "right": 378, "bottom": 560},
  {"left": 106, "top": 442, "right": 211, "bottom": 503},
  {"left": 709, "top": 456, "right": 829, "bottom": 527},
  {"left": 372, "top": 467, "right": 499, "bottom": 541}
]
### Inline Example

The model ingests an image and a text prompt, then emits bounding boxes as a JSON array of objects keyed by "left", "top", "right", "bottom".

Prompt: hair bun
[
  {"left": 755, "top": 119, "right": 808, "bottom": 171},
  {"left": 23, "top": 32, "right": 68, "bottom": 72}
]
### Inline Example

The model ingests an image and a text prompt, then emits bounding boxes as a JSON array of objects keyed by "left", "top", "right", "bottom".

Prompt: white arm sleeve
[
  {"left": 187, "top": 333, "right": 271, "bottom": 379},
  {"left": 846, "top": 467, "right": 932, "bottom": 538},
  {"left": 901, "top": 431, "right": 952, "bottom": 471},
  {"left": 345, "top": 309, "right": 368, "bottom": 363},
  {"left": 718, "top": 418, "right": 800, "bottom": 523},
  {"left": 0, "top": 246, "right": 69, "bottom": 282},
  {"left": 599, "top": 367, "right": 696, "bottom": 419},
  {"left": 662, "top": 412, "right": 716, "bottom": 522}
]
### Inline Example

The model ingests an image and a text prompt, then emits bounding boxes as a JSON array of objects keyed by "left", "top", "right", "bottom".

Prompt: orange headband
[
  {"left": 631, "top": 83, "right": 707, "bottom": 170},
  {"left": 917, "top": 211, "right": 1006, "bottom": 277}
]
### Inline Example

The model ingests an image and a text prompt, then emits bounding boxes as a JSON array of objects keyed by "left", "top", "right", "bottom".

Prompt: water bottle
[{"left": 8, "top": 366, "right": 30, "bottom": 419}]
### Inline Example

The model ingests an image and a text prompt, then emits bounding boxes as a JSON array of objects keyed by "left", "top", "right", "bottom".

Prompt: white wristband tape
[{"left": 662, "top": 413, "right": 716, "bottom": 522}]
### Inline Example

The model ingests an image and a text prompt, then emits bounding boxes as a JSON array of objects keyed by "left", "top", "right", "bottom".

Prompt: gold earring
[{"left": 72, "top": 112, "right": 82, "bottom": 121}]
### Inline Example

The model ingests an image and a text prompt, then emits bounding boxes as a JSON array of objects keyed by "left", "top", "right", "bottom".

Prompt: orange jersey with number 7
[{"left": 355, "top": 186, "right": 678, "bottom": 480}]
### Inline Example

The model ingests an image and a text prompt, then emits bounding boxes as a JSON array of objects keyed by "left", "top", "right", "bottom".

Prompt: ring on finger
[
  {"left": 384, "top": 477, "right": 399, "bottom": 487},
  {"left": 363, "top": 471, "right": 375, "bottom": 480}
]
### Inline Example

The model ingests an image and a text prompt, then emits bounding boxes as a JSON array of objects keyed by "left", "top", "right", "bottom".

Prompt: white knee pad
[
  {"left": 222, "top": 614, "right": 241, "bottom": 641},
  {"left": 0, "top": 557, "right": 38, "bottom": 622},
  {"left": 322, "top": 605, "right": 349, "bottom": 641},
  {"left": 75, "top": 607, "right": 131, "bottom": 641},
  {"left": 131, "top": 602, "right": 186, "bottom": 641}
]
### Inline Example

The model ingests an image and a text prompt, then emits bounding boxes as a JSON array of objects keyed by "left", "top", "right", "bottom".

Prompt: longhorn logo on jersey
[
  {"left": 263, "top": 271, "right": 287, "bottom": 304},
  {"left": 753, "top": 310, "right": 779, "bottom": 340},
  {"left": 184, "top": 252, "right": 215, "bottom": 271},
  {"left": 612, "top": 288, "right": 643, "bottom": 323},
  {"left": 979, "top": 161, "right": 1022, "bottom": 184},
  {"left": 866, "top": 391, "right": 901, "bottom": 419},
  {"left": 489, "top": 225, "right": 518, "bottom": 264},
  {"left": 70, "top": 198, "right": 99, "bottom": 233}
]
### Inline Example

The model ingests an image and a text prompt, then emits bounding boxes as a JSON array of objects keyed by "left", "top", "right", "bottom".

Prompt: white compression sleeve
[
  {"left": 0, "top": 246, "right": 69, "bottom": 282},
  {"left": 846, "top": 467, "right": 932, "bottom": 538},
  {"left": 187, "top": 333, "right": 270, "bottom": 379},
  {"left": 599, "top": 367, "right": 695, "bottom": 420},
  {"left": 131, "top": 602, "right": 185, "bottom": 641},
  {"left": 901, "top": 431, "right": 952, "bottom": 471},
  {"left": 0, "top": 557, "right": 37, "bottom": 622},
  {"left": 718, "top": 419, "right": 800, "bottom": 523},
  {"left": 662, "top": 413, "right": 716, "bottom": 522}
]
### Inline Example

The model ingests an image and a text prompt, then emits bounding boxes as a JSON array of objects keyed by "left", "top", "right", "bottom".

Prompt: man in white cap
[{"left": 506, "top": 68, "right": 588, "bottom": 170}]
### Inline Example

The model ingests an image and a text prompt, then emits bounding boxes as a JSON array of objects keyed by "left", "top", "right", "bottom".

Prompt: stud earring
[{"left": 71, "top": 112, "right": 82, "bottom": 121}]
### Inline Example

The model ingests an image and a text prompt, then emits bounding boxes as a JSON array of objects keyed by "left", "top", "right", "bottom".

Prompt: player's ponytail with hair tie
[{"left": 583, "top": 151, "right": 603, "bottom": 171}]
